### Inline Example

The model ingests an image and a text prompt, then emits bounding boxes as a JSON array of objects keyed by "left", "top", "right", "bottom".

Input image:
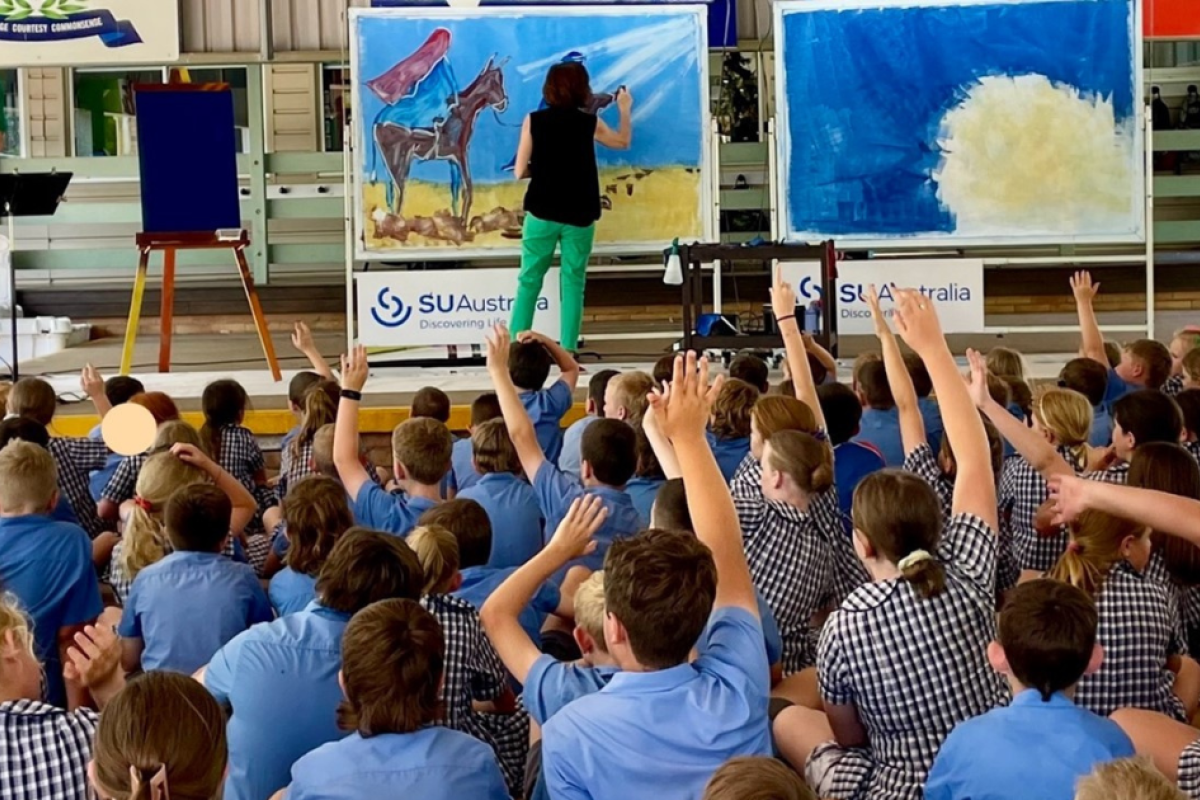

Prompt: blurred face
[
  {"left": 603, "top": 384, "right": 622, "bottom": 420},
  {"left": 1115, "top": 349, "right": 1138, "bottom": 384},
  {"left": 1123, "top": 529, "right": 1153, "bottom": 572},
  {"left": 750, "top": 416, "right": 764, "bottom": 461},
  {"left": 1171, "top": 337, "right": 1188, "bottom": 376}
]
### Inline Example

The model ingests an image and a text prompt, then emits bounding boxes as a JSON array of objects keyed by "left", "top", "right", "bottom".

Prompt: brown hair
[
  {"left": 765, "top": 430, "right": 833, "bottom": 495},
  {"left": 703, "top": 756, "right": 816, "bottom": 800},
  {"left": 581, "top": 419, "right": 638, "bottom": 486},
  {"left": 1126, "top": 340, "right": 1173, "bottom": 390},
  {"left": 315, "top": 528, "right": 423, "bottom": 613},
  {"left": 312, "top": 423, "right": 337, "bottom": 477},
  {"left": 855, "top": 360, "right": 895, "bottom": 410},
  {"left": 290, "top": 380, "right": 340, "bottom": 463},
  {"left": 986, "top": 371, "right": 1012, "bottom": 408},
  {"left": 470, "top": 392, "right": 502, "bottom": 427},
  {"left": 1048, "top": 510, "right": 1147, "bottom": 598},
  {"left": 986, "top": 346, "right": 1026, "bottom": 382},
  {"left": 0, "top": 439, "right": 56, "bottom": 512},
  {"left": 1059, "top": 358, "right": 1109, "bottom": 407},
  {"left": 1128, "top": 442, "right": 1200, "bottom": 585},
  {"left": 903, "top": 352, "right": 933, "bottom": 398},
  {"left": 154, "top": 420, "right": 203, "bottom": 451},
  {"left": 7, "top": 378, "right": 56, "bottom": 425},
  {"left": 283, "top": 475, "right": 355, "bottom": 576},
  {"left": 729, "top": 355, "right": 770, "bottom": 394},
  {"left": 200, "top": 379, "right": 248, "bottom": 462},
  {"left": 752, "top": 395, "right": 818, "bottom": 441},
  {"left": 93, "top": 671, "right": 227, "bottom": 800},
  {"left": 938, "top": 412, "right": 1004, "bottom": 485},
  {"left": 604, "top": 528, "right": 716, "bottom": 669},
  {"left": 391, "top": 417, "right": 453, "bottom": 485},
  {"left": 131, "top": 392, "right": 182, "bottom": 426},
  {"left": 542, "top": 61, "right": 591, "bottom": 109},
  {"left": 418, "top": 499, "right": 492, "bottom": 569},
  {"left": 411, "top": 386, "right": 451, "bottom": 424},
  {"left": 165, "top": 484, "right": 232, "bottom": 553},
  {"left": 710, "top": 379, "right": 758, "bottom": 440},
  {"left": 1075, "top": 757, "right": 1187, "bottom": 800},
  {"left": 407, "top": 524, "right": 460, "bottom": 595},
  {"left": 998, "top": 579, "right": 1097, "bottom": 701},
  {"left": 1006, "top": 378, "right": 1034, "bottom": 420},
  {"left": 609, "top": 371, "right": 655, "bottom": 423},
  {"left": 471, "top": 418, "right": 520, "bottom": 475},
  {"left": 852, "top": 470, "right": 946, "bottom": 599},
  {"left": 1103, "top": 340, "right": 1122, "bottom": 369}
]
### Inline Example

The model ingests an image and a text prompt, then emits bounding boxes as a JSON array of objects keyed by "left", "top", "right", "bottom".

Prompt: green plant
[{"left": 0, "top": 0, "right": 88, "bottom": 21}]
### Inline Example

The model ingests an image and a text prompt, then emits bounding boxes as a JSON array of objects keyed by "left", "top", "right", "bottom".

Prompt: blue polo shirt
[
  {"left": 542, "top": 606, "right": 772, "bottom": 800},
  {"left": 449, "top": 437, "right": 480, "bottom": 494},
  {"left": 88, "top": 452, "right": 123, "bottom": 503},
  {"left": 525, "top": 658, "right": 621, "bottom": 725},
  {"left": 1104, "top": 367, "right": 1135, "bottom": 406},
  {"left": 559, "top": 414, "right": 598, "bottom": 481},
  {"left": 1091, "top": 405, "right": 1114, "bottom": 448},
  {"left": 918, "top": 397, "right": 945, "bottom": 456},
  {"left": 624, "top": 476, "right": 663, "bottom": 529},
  {"left": 119, "top": 551, "right": 272, "bottom": 674},
  {"left": 455, "top": 565, "right": 560, "bottom": 645},
  {"left": 0, "top": 514, "right": 102, "bottom": 708},
  {"left": 521, "top": 380, "right": 574, "bottom": 463},
  {"left": 833, "top": 441, "right": 885, "bottom": 521},
  {"left": 350, "top": 482, "right": 438, "bottom": 537},
  {"left": 269, "top": 567, "right": 318, "bottom": 616},
  {"left": 205, "top": 602, "right": 352, "bottom": 800},
  {"left": 284, "top": 727, "right": 509, "bottom": 800},
  {"left": 925, "top": 690, "right": 1134, "bottom": 800},
  {"left": 459, "top": 473, "right": 544, "bottom": 569},
  {"left": 706, "top": 431, "right": 752, "bottom": 484},
  {"left": 853, "top": 407, "right": 905, "bottom": 467},
  {"left": 533, "top": 461, "right": 642, "bottom": 575}
]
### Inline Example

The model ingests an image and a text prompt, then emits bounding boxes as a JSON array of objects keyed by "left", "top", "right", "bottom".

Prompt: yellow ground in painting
[{"left": 362, "top": 166, "right": 702, "bottom": 251}]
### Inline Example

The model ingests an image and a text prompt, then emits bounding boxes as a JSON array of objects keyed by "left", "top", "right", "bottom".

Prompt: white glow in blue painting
[{"left": 775, "top": 0, "right": 1144, "bottom": 246}]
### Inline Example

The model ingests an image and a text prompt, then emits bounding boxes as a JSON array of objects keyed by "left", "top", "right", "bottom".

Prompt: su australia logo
[
  {"left": 370, "top": 288, "right": 551, "bottom": 328},
  {"left": 0, "top": 0, "right": 143, "bottom": 47}
]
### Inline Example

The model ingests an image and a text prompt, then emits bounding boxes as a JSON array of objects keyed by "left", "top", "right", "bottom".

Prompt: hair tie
[
  {"left": 129, "top": 764, "right": 170, "bottom": 800},
  {"left": 1067, "top": 540, "right": 1083, "bottom": 554},
  {"left": 897, "top": 549, "right": 934, "bottom": 572},
  {"left": 133, "top": 496, "right": 153, "bottom": 512}
]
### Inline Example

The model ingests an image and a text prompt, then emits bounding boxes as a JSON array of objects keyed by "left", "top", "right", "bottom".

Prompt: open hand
[
  {"left": 549, "top": 495, "right": 608, "bottom": 560},
  {"left": 1047, "top": 474, "right": 1092, "bottom": 526},
  {"left": 80, "top": 364, "right": 105, "bottom": 399},
  {"left": 1070, "top": 271, "right": 1099, "bottom": 304},
  {"left": 769, "top": 265, "right": 798, "bottom": 326},
  {"left": 63, "top": 608, "right": 122, "bottom": 689},
  {"left": 865, "top": 284, "right": 891, "bottom": 340},
  {"left": 486, "top": 324, "right": 512, "bottom": 375},
  {"left": 649, "top": 351, "right": 723, "bottom": 442},
  {"left": 291, "top": 321, "right": 317, "bottom": 353},
  {"left": 965, "top": 349, "right": 991, "bottom": 409},
  {"left": 340, "top": 345, "right": 369, "bottom": 392},
  {"left": 171, "top": 443, "right": 212, "bottom": 470},
  {"left": 892, "top": 288, "right": 946, "bottom": 357}
]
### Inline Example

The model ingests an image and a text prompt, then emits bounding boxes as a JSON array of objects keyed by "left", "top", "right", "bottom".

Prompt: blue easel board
[{"left": 135, "top": 87, "right": 241, "bottom": 234}]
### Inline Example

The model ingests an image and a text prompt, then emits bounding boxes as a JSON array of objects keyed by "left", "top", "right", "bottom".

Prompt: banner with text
[
  {"left": 777, "top": 258, "right": 985, "bottom": 335},
  {"left": 0, "top": 0, "right": 178, "bottom": 67},
  {"left": 357, "top": 268, "right": 561, "bottom": 348}
]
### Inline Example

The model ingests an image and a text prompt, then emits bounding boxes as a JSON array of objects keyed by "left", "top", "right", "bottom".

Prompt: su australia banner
[{"left": 0, "top": 0, "right": 179, "bottom": 67}]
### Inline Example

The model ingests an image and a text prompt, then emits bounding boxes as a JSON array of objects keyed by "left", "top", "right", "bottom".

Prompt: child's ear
[
  {"left": 580, "top": 461, "right": 594, "bottom": 482},
  {"left": 337, "top": 669, "right": 346, "bottom": 698},
  {"left": 573, "top": 626, "right": 593, "bottom": 656},
  {"left": 986, "top": 641, "right": 1009, "bottom": 676},
  {"left": 393, "top": 462, "right": 407, "bottom": 481},
  {"left": 1085, "top": 643, "right": 1105, "bottom": 676},
  {"left": 449, "top": 572, "right": 463, "bottom": 593},
  {"left": 1119, "top": 534, "right": 1138, "bottom": 559},
  {"left": 47, "top": 489, "right": 60, "bottom": 513}
]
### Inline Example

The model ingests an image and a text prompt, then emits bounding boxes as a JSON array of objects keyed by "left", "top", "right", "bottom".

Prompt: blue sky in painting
[
  {"left": 781, "top": 0, "right": 1134, "bottom": 237},
  {"left": 356, "top": 11, "right": 703, "bottom": 185}
]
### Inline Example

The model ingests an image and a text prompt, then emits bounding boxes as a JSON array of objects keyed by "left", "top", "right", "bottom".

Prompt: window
[
  {"left": 0, "top": 70, "right": 17, "bottom": 157},
  {"left": 185, "top": 68, "right": 251, "bottom": 153},
  {"left": 72, "top": 68, "right": 165, "bottom": 157},
  {"left": 322, "top": 65, "right": 350, "bottom": 152}
]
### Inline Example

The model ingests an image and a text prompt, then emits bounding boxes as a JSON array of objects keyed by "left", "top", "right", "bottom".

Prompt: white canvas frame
[
  {"left": 347, "top": 4, "right": 713, "bottom": 262},
  {"left": 772, "top": 0, "right": 1147, "bottom": 249}
]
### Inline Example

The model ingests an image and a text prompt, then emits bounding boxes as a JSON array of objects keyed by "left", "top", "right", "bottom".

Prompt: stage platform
[{"left": 27, "top": 331, "right": 1082, "bottom": 439}]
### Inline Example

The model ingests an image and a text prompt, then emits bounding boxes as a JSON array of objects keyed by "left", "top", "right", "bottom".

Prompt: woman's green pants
[{"left": 510, "top": 213, "right": 595, "bottom": 351}]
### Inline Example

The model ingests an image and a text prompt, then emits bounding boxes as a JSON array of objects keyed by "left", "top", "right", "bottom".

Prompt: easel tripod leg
[
  {"left": 158, "top": 247, "right": 176, "bottom": 373},
  {"left": 234, "top": 246, "right": 282, "bottom": 382},
  {"left": 120, "top": 249, "right": 151, "bottom": 376}
]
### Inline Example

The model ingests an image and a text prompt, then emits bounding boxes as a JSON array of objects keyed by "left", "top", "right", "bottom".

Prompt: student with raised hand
[
  {"left": 508, "top": 329, "right": 581, "bottom": 463},
  {"left": 1073, "top": 270, "right": 1173, "bottom": 402},
  {"left": 773, "top": 267, "right": 826, "bottom": 433},
  {"left": 773, "top": 289, "right": 1006, "bottom": 800},
  {"left": 540, "top": 351, "right": 772, "bottom": 800}
]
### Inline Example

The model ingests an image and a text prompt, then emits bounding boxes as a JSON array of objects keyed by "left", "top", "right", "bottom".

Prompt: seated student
[
  {"left": 817, "top": 382, "right": 885, "bottom": 519},
  {"left": 452, "top": 392, "right": 503, "bottom": 493},
  {"left": 540, "top": 352, "right": 772, "bottom": 800},
  {"left": 730, "top": 353, "right": 770, "bottom": 394},
  {"left": 274, "top": 598, "right": 509, "bottom": 800},
  {"left": 626, "top": 421, "right": 667, "bottom": 528},
  {"left": 987, "top": 346, "right": 1027, "bottom": 386},
  {"left": 0, "top": 417, "right": 86, "bottom": 529},
  {"left": 1165, "top": 328, "right": 1200, "bottom": 396},
  {"left": 1073, "top": 270, "right": 1172, "bottom": 402},
  {"left": 408, "top": 524, "right": 528, "bottom": 793},
  {"left": 850, "top": 358, "right": 905, "bottom": 466},
  {"left": 772, "top": 291, "right": 1008, "bottom": 800},
  {"left": 559, "top": 371, "right": 618, "bottom": 482},
  {"left": 1060, "top": 357, "right": 1115, "bottom": 449},
  {"left": 411, "top": 386, "right": 456, "bottom": 499},
  {"left": 200, "top": 378, "right": 280, "bottom": 537},
  {"left": 706, "top": 378, "right": 758, "bottom": 484},
  {"left": 604, "top": 370, "right": 655, "bottom": 424},
  {"left": 421, "top": 499, "right": 564, "bottom": 647},
  {"left": 1076, "top": 758, "right": 1187, "bottom": 800},
  {"left": 703, "top": 756, "right": 816, "bottom": 800},
  {"left": 0, "top": 441, "right": 102, "bottom": 710},
  {"left": 925, "top": 580, "right": 1135, "bottom": 800},
  {"left": 270, "top": 475, "right": 355, "bottom": 615},
  {"left": 488, "top": 325, "right": 641, "bottom": 576},
  {"left": 903, "top": 351, "right": 944, "bottom": 455},
  {"left": 1174, "top": 389, "right": 1200, "bottom": 464},
  {"left": 278, "top": 379, "right": 341, "bottom": 498},
  {"left": 1098, "top": 390, "right": 1185, "bottom": 483},
  {"left": 9, "top": 377, "right": 111, "bottom": 540},
  {"left": 334, "top": 346, "right": 453, "bottom": 536},
  {"left": 201, "top": 528, "right": 424, "bottom": 800},
  {"left": 92, "top": 671, "right": 229, "bottom": 800},
  {"left": 85, "top": 372, "right": 144, "bottom": 502},
  {"left": 458, "top": 419, "right": 544, "bottom": 569},
  {"left": 652, "top": 355, "right": 675, "bottom": 388},
  {"left": 98, "top": 419, "right": 204, "bottom": 523},
  {"left": 119, "top": 484, "right": 272, "bottom": 675},
  {"left": 508, "top": 330, "right": 580, "bottom": 463},
  {"left": 735, "top": 394, "right": 820, "bottom": 493}
]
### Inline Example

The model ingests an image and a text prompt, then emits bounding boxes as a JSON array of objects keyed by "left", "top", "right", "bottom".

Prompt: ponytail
[
  {"left": 290, "top": 380, "right": 340, "bottom": 462},
  {"left": 120, "top": 501, "right": 168, "bottom": 580},
  {"left": 1047, "top": 510, "right": 1139, "bottom": 598},
  {"left": 898, "top": 549, "right": 947, "bottom": 600}
]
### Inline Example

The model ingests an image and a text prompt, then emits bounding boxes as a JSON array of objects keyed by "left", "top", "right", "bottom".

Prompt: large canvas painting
[
  {"left": 349, "top": 6, "right": 710, "bottom": 260},
  {"left": 775, "top": 0, "right": 1144, "bottom": 247}
]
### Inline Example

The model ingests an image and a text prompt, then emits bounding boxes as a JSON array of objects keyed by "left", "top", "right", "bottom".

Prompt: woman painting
[{"left": 511, "top": 61, "right": 633, "bottom": 353}]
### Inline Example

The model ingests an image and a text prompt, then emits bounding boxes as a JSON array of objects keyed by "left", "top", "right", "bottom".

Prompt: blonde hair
[
  {"left": 1184, "top": 348, "right": 1200, "bottom": 383},
  {"left": 704, "top": 756, "right": 816, "bottom": 800},
  {"left": 1075, "top": 757, "right": 1186, "bottom": 800},
  {"left": 407, "top": 524, "right": 459, "bottom": 595},
  {"left": 0, "top": 440, "right": 57, "bottom": 512},
  {"left": 609, "top": 371, "right": 655, "bottom": 423},
  {"left": 573, "top": 570, "right": 606, "bottom": 650},
  {"left": 120, "top": 453, "right": 207, "bottom": 580},
  {"left": 1048, "top": 510, "right": 1146, "bottom": 598},
  {"left": 153, "top": 420, "right": 203, "bottom": 451},
  {"left": 290, "top": 380, "right": 339, "bottom": 462},
  {"left": 1032, "top": 388, "right": 1093, "bottom": 471},
  {"left": 986, "top": 346, "right": 1026, "bottom": 382},
  {"left": 0, "top": 591, "right": 35, "bottom": 663}
]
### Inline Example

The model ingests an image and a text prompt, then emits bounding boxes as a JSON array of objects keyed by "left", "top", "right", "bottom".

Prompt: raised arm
[
  {"left": 804, "top": 334, "right": 838, "bottom": 383},
  {"left": 1071, "top": 271, "right": 1108, "bottom": 367},
  {"left": 291, "top": 321, "right": 336, "bottom": 380},
  {"left": 966, "top": 350, "right": 1074, "bottom": 481},
  {"left": 1051, "top": 475, "right": 1200, "bottom": 550},
  {"left": 642, "top": 402, "right": 681, "bottom": 479},
  {"left": 892, "top": 291, "right": 997, "bottom": 530},
  {"left": 171, "top": 444, "right": 257, "bottom": 534},
  {"left": 771, "top": 266, "right": 826, "bottom": 431},
  {"left": 515, "top": 115, "right": 533, "bottom": 179},
  {"left": 595, "top": 89, "right": 632, "bottom": 150},
  {"left": 486, "top": 325, "right": 547, "bottom": 480},
  {"left": 650, "top": 353, "right": 757, "bottom": 615},
  {"left": 867, "top": 286, "right": 925, "bottom": 455},
  {"left": 480, "top": 496, "right": 607, "bottom": 684},
  {"left": 519, "top": 329, "right": 580, "bottom": 392},
  {"left": 332, "top": 345, "right": 372, "bottom": 502},
  {"left": 81, "top": 365, "right": 113, "bottom": 419}
]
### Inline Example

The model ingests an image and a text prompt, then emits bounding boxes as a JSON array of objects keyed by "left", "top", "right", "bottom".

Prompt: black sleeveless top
[{"left": 523, "top": 107, "right": 601, "bottom": 228}]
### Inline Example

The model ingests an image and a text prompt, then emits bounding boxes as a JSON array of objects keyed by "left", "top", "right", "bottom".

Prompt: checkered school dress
[
  {"left": 1073, "top": 560, "right": 1187, "bottom": 720},
  {"left": 0, "top": 700, "right": 96, "bottom": 800},
  {"left": 1085, "top": 462, "right": 1130, "bottom": 485},
  {"left": 209, "top": 424, "right": 278, "bottom": 517},
  {"left": 998, "top": 446, "right": 1084, "bottom": 574},
  {"left": 1165, "top": 374, "right": 1185, "bottom": 397},
  {"left": 811, "top": 514, "right": 1009, "bottom": 800},
  {"left": 1179, "top": 739, "right": 1200, "bottom": 799},
  {"left": 420, "top": 593, "right": 529, "bottom": 795},
  {"left": 100, "top": 452, "right": 148, "bottom": 504},
  {"left": 277, "top": 440, "right": 381, "bottom": 500},
  {"left": 48, "top": 437, "right": 110, "bottom": 538}
]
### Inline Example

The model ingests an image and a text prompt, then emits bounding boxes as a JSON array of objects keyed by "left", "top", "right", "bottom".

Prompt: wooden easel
[{"left": 119, "top": 230, "right": 282, "bottom": 381}]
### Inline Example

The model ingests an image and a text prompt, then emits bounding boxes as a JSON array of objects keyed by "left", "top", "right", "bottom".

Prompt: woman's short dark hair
[{"left": 543, "top": 62, "right": 591, "bottom": 109}]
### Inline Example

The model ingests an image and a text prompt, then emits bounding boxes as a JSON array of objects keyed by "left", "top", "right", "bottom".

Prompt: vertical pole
[
  {"left": 1144, "top": 103, "right": 1156, "bottom": 340},
  {"left": 245, "top": 66, "right": 269, "bottom": 284},
  {"left": 234, "top": 243, "right": 282, "bottom": 381},
  {"left": 120, "top": 248, "right": 151, "bottom": 376},
  {"left": 157, "top": 247, "right": 176, "bottom": 373}
]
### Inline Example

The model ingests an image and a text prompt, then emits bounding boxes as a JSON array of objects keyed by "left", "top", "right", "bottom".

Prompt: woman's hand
[{"left": 617, "top": 87, "right": 633, "bottom": 112}]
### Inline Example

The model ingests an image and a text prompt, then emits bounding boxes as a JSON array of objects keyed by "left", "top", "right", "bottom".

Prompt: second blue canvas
[{"left": 775, "top": 0, "right": 1144, "bottom": 247}]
